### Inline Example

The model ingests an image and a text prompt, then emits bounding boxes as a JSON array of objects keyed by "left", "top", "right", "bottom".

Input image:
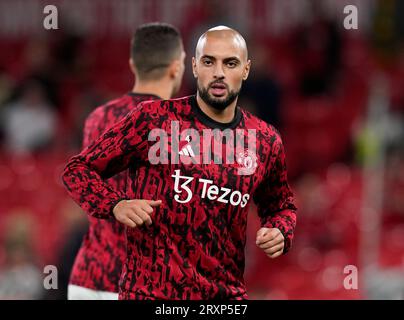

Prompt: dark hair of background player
[{"left": 131, "top": 22, "right": 183, "bottom": 81}]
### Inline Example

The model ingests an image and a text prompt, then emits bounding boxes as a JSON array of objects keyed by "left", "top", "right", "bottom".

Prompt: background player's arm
[
  {"left": 253, "top": 133, "right": 297, "bottom": 257},
  {"left": 62, "top": 105, "right": 151, "bottom": 220}
]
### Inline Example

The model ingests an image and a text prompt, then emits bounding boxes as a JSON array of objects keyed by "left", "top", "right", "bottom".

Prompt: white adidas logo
[{"left": 178, "top": 135, "right": 195, "bottom": 157}]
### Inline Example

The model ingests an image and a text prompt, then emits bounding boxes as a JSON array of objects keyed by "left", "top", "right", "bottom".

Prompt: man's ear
[
  {"left": 168, "top": 59, "right": 181, "bottom": 79},
  {"left": 242, "top": 59, "right": 251, "bottom": 81},
  {"left": 129, "top": 58, "right": 136, "bottom": 75},
  {"left": 192, "top": 57, "right": 197, "bottom": 78}
]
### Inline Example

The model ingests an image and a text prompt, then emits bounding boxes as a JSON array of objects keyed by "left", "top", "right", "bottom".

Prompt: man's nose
[{"left": 213, "top": 62, "right": 225, "bottom": 79}]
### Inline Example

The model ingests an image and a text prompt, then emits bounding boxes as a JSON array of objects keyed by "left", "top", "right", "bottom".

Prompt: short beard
[{"left": 197, "top": 82, "right": 240, "bottom": 111}]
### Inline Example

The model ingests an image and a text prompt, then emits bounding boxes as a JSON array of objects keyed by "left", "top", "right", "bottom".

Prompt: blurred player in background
[
  {"left": 66, "top": 22, "right": 185, "bottom": 300},
  {"left": 62, "top": 26, "right": 296, "bottom": 300}
]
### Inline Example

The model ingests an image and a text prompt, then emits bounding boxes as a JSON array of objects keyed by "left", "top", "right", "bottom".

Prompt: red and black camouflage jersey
[
  {"left": 69, "top": 92, "right": 161, "bottom": 292},
  {"left": 62, "top": 95, "right": 297, "bottom": 299}
]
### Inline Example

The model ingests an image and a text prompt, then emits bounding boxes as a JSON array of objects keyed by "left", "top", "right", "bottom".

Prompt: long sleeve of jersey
[
  {"left": 62, "top": 107, "right": 150, "bottom": 219},
  {"left": 82, "top": 108, "right": 105, "bottom": 149},
  {"left": 253, "top": 134, "right": 297, "bottom": 254}
]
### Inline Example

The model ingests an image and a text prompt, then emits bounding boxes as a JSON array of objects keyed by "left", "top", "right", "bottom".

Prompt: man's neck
[
  {"left": 132, "top": 80, "right": 172, "bottom": 100},
  {"left": 196, "top": 93, "right": 237, "bottom": 123}
]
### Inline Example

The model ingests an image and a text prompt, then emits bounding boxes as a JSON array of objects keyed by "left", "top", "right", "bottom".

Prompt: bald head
[{"left": 195, "top": 26, "right": 248, "bottom": 62}]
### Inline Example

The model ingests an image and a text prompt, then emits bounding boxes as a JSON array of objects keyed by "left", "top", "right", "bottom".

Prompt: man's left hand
[{"left": 256, "top": 227, "right": 285, "bottom": 259}]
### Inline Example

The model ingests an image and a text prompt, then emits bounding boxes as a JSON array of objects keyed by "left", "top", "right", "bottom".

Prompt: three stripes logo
[{"left": 178, "top": 135, "right": 195, "bottom": 157}]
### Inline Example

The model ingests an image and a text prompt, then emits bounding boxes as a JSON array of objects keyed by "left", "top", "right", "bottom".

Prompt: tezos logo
[{"left": 171, "top": 170, "right": 250, "bottom": 208}]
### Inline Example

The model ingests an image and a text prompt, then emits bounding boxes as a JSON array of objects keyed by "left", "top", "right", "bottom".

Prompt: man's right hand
[{"left": 112, "top": 199, "right": 162, "bottom": 228}]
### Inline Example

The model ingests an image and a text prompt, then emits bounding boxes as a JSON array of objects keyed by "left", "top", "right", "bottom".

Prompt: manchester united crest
[{"left": 236, "top": 149, "right": 258, "bottom": 175}]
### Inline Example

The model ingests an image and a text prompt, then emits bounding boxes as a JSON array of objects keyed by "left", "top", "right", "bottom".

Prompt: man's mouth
[{"left": 209, "top": 82, "right": 227, "bottom": 97}]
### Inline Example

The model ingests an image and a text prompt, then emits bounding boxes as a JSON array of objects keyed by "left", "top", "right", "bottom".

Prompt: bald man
[{"left": 62, "top": 26, "right": 297, "bottom": 300}]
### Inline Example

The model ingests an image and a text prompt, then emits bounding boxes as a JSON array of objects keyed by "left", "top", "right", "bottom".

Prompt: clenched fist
[
  {"left": 113, "top": 199, "right": 162, "bottom": 228},
  {"left": 256, "top": 227, "right": 285, "bottom": 259}
]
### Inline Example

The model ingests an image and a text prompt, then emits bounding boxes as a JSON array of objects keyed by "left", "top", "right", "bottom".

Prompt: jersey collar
[{"left": 189, "top": 95, "right": 242, "bottom": 130}]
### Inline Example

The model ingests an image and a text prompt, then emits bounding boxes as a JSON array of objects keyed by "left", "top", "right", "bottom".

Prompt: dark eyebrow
[
  {"left": 200, "top": 55, "right": 241, "bottom": 63},
  {"left": 223, "top": 57, "right": 241, "bottom": 63},
  {"left": 200, "top": 55, "right": 216, "bottom": 61}
]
